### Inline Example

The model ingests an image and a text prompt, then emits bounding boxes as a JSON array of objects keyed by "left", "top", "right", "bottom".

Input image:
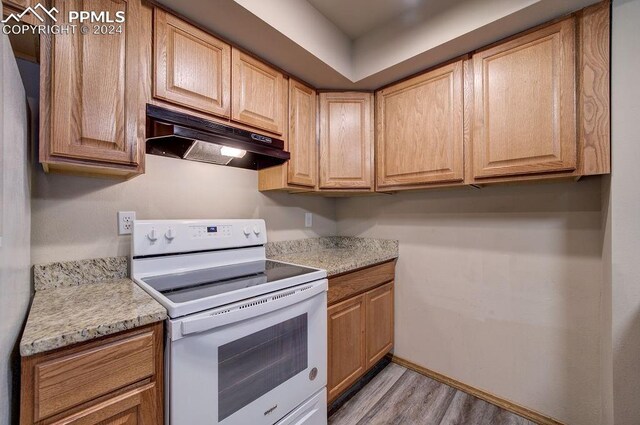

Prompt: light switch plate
[
  {"left": 118, "top": 211, "right": 136, "bottom": 235},
  {"left": 305, "top": 212, "right": 312, "bottom": 228}
]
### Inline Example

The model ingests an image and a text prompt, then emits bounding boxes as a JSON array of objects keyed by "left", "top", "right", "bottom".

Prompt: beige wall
[
  {"left": 336, "top": 180, "right": 603, "bottom": 425},
  {"left": 31, "top": 155, "right": 337, "bottom": 264},
  {"left": 600, "top": 176, "right": 613, "bottom": 425},
  {"left": 609, "top": 0, "right": 640, "bottom": 423},
  {"left": 0, "top": 30, "right": 32, "bottom": 425}
]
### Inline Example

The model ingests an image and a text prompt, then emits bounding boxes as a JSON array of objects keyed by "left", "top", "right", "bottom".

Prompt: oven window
[{"left": 218, "top": 314, "right": 308, "bottom": 421}]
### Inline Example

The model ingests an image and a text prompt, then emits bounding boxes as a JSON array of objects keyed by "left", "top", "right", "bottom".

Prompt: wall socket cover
[{"left": 118, "top": 211, "right": 136, "bottom": 235}]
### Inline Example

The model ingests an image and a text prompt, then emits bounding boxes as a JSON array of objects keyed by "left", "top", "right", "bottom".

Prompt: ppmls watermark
[{"left": 1, "top": 3, "right": 125, "bottom": 35}]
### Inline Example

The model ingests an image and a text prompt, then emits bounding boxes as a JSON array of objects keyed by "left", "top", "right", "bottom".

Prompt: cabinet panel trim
[
  {"left": 154, "top": 9, "right": 231, "bottom": 118},
  {"left": 319, "top": 92, "right": 374, "bottom": 190},
  {"left": 287, "top": 79, "right": 317, "bottom": 188},
  {"left": 376, "top": 61, "right": 465, "bottom": 188},
  {"left": 472, "top": 18, "right": 577, "bottom": 179},
  {"left": 231, "top": 49, "right": 286, "bottom": 135}
]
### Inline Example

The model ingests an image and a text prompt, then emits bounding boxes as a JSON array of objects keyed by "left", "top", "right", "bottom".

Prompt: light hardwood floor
[{"left": 329, "top": 363, "right": 536, "bottom": 425}]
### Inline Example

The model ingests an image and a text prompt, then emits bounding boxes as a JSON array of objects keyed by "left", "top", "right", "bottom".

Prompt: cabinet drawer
[
  {"left": 33, "top": 331, "right": 156, "bottom": 421},
  {"left": 328, "top": 260, "right": 395, "bottom": 305}
]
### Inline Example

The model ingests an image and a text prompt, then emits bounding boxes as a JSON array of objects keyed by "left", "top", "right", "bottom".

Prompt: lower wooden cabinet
[
  {"left": 365, "top": 282, "right": 394, "bottom": 368},
  {"left": 328, "top": 295, "right": 366, "bottom": 401},
  {"left": 51, "top": 384, "right": 159, "bottom": 425},
  {"left": 327, "top": 261, "right": 395, "bottom": 402},
  {"left": 20, "top": 323, "right": 163, "bottom": 425}
]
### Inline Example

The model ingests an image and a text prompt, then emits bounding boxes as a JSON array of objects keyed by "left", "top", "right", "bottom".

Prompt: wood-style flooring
[{"left": 329, "top": 363, "right": 537, "bottom": 425}]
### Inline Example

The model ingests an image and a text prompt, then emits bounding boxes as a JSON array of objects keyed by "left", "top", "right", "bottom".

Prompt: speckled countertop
[
  {"left": 21, "top": 237, "right": 396, "bottom": 355},
  {"left": 20, "top": 258, "right": 166, "bottom": 357},
  {"left": 266, "top": 237, "right": 399, "bottom": 276}
]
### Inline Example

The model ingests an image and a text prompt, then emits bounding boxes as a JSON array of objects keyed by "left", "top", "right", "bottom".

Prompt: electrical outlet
[
  {"left": 305, "top": 212, "right": 313, "bottom": 228},
  {"left": 118, "top": 211, "right": 136, "bottom": 235}
]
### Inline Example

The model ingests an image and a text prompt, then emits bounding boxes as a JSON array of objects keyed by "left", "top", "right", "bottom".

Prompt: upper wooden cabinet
[
  {"left": 232, "top": 48, "right": 286, "bottom": 135},
  {"left": 471, "top": 18, "right": 577, "bottom": 179},
  {"left": 376, "top": 61, "right": 465, "bottom": 189},
  {"left": 319, "top": 92, "right": 374, "bottom": 190},
  {"left": 288, "top": 79, "right": 317, "bottom": 188},
  {"left": 154, "top": 10, "right": 231, "bottom": 118},
  {"left": 40, "top": 0, "right": 144, "bottom": 178}
]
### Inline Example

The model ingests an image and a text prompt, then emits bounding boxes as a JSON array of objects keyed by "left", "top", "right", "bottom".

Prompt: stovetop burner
[{"left": 142, "top": 260, "right": 319, "bottom": 304}]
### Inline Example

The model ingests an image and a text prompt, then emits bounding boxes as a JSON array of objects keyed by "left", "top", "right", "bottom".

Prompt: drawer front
[
  {"left": 34, "top": 331, "right": 156, "bottom": 421},
  {"left": 328, "top": 260, "right": 395, "bottom": 305},
  {"left": 48, "top": 384, "right": 157, "bottom": 425}
]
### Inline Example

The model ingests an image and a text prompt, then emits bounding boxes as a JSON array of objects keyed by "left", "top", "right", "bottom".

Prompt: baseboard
[{"left": 388, "top": 355, "right": 565, "bottom": 425}]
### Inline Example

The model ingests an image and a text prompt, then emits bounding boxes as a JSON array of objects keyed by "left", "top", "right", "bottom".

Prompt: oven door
[{"left": 167, "top": 279, "right": 327, "bottom": 425}]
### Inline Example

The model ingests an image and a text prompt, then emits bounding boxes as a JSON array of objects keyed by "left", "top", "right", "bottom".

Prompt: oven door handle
[{"left": 174, "top": 279, "right": 327, "bottom": 340}]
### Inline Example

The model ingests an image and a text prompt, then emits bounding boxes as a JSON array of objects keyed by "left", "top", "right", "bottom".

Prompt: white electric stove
[{"left": 131, "top": 219, "right": 328, "bottom": 425}]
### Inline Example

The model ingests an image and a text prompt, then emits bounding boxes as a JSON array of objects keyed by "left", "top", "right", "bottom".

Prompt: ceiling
[
  {"left": 306, "top": 0, "right": 430, "bottom": 40},
  {"left": 158, "top": 0, "right": 602, "bottom": 89}
]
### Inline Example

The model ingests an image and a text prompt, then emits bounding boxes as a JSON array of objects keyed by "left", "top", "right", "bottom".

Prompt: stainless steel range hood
[{"left": 145, "top": 104, "right": 290, "bottom": 170}]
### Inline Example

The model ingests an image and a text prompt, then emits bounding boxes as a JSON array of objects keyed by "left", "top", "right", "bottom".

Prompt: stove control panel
[
  {"left": 189, "top": 224, "right": 233, "bottom": 239},
  {"left": 132, "top": 219, "right": 267, "bottom": 257}
]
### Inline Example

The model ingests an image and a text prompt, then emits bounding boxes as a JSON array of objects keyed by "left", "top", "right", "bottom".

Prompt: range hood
[{"left": 145, "top": 104, "right": 290, "bottom": 170}]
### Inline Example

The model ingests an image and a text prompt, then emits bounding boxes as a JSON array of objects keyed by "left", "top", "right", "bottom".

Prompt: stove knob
[
  {"left": 165, "top": 228, "right": 176, "bottom": 241},
  {"left": 253, "top": 226, "right": 261, "bottom": 236},
  {"left": 243, "top": 226, "right": 251, "bottom": 237},
  {"left": 147, "top": 229, "right": 158, "bottom": 242}
]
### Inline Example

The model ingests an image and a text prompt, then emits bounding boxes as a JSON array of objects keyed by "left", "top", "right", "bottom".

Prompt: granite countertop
[
  {"left": 21, "top": 259, "right": 167, "bottom": 357},
  {"left": 266, "top": 237, "right": 399, "bottom": 276},
  {"left": 21, "top": 237, "right": 395, "bottom": 355}
]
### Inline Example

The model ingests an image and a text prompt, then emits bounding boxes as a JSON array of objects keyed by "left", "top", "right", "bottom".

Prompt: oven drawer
[{"left": 32, "top": 330, "right": 156, "bottom": 421}]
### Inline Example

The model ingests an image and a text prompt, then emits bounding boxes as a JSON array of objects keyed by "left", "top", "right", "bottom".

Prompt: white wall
[
  {"left": 336, "top": 180, "right": 603, "bottom": 425},
  {"left": 31, "top": 155, "right": 337, "bottom": 264},
  {"left": 0, "top": 28, "right": 32, "bottom": 425},
  {"left": 608, "top": 0, "right": 640, "bottom": 423}
]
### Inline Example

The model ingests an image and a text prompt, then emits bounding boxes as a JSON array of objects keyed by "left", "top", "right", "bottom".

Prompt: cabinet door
[
  {"left": 376, "top": 61, "right": 464, "bottom": 188},
  {"left": 319, "top": 92, "right": 374, "bottom": 190},
  {"left": 472, "top": 18, "right": 577, "bottom": 179},
  {"left": 154, "top": 10, "right": 231, "bottom": 118},
  {"left": 328, "top": 295, "right": 366, "bottom": 401},
  {"left": 288, "top": 79, "right": 317, "bottom": 188},
  {"left": 51, "top": 384, "right": 159, "bottom": 425},
  {"left": 365, "top": 282, "right": 394, "bottom": 368},
  {"left": 231, "top": 48, "right": 286, "bottom": 135},
  {"left": 46, "top": 0, "right": 141, "bottom": 166}
]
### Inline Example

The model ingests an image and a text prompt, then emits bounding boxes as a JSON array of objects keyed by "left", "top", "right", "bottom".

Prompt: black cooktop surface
[{"left": 142, "top": 260, "right": 318, "bottom": 304}]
